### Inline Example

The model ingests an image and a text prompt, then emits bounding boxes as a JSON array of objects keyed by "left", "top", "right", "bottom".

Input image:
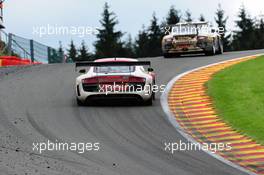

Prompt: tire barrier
[{"left": 0, "top": 56, "right": 41, "bottom": 67}]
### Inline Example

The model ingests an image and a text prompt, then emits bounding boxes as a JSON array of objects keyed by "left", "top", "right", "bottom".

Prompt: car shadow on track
[
  {"left": 164, "top": 53, "right": 219, "bottom": 59},
  {"left": 75, "top": 99, "right": 157, "bottom": 107}
]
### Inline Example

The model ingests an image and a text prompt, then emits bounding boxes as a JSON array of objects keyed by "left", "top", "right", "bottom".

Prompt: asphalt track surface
[{"left": 0, "top": 50, "right": 263, "bottom": 175}]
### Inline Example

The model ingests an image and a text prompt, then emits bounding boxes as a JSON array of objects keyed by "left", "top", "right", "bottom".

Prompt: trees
[
  {"left": 185, "top": 10, "right": 193, "bottom": 22},
  {"left": 78, "top": 41, "right": 92, "bottom": 61},
  {"left": 135, "top": 26, "right": 149, "bottom": 57},
  {"left": 232, "top": 6, "right": 256, "bottom": 51},
  {"left": 67, "top": 40, "right": 78, "bottom": 62},
  {"left": 134, "top": 14, "right": 163, "bottom": 58},
  {"left": 255, "top": 18, "right": 264, "bottom": 49},
  {"left": 166, "top": 6, "right": 181, "bottom": 25},
  {"left": 199, "top": 14, "right": 205, "bottom": 22},
  {"left": 58, "top": 41, "right": 63, "bottom": 56},
  {"left": 147, "top": 13, "right": 163, "bottom": 57},
  {"left": 58, "top": 41, "right": 64, "bottom": 63},
  {"left": 215, "top": 4, "right": 231, "bottom": 51},
  {"left": 66, "top": 41, "right": 92, "bottom": 62},
  {"left": 66, "top": 3, "right": 264, "bottom": 60},
  {"left": 94, "top": 3, "right": 124, "bottom": 58},
  {"left": 259, "top": 18, "right": 264, "bottom": 48},
  {"left": 123, "top": 35, "right": 136, "bottom": 58}
]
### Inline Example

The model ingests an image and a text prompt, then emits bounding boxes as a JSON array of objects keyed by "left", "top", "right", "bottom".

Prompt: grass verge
[{"left": 207, "top": 56, "right": 264, "bottom": 144}]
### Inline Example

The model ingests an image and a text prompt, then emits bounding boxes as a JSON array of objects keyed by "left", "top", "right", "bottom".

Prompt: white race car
[
  {"left": 75, "top": 58, "right": 156, "bottom": 106},
  {"left": 162, "top": 22, "right": 223, "bottom": 57}
]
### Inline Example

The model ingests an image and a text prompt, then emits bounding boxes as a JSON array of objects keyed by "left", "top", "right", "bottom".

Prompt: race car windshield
[{"left": 94, "top": 66, "right": 136, "bottom": 73}]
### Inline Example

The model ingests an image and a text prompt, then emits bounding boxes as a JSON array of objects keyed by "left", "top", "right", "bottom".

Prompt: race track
[{"left": 0, "top": 50, "right": 263, "bottom": 175}]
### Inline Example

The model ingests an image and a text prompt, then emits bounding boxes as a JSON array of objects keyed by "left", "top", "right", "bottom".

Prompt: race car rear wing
[
  {"left": 75, "top": 61, "right": 152, "bottom": 72},
  {"left": 75, "top": 61, "right": 151, "bottom": 68}
]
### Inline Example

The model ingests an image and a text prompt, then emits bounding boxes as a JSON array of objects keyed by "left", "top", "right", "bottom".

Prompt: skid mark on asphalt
[{"left": 168, "top": 56, "right": 264, "bottom": 175}]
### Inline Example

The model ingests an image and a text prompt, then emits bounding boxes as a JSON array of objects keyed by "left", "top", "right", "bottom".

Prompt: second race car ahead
[
  {"left": 162, "top": 22, "right": 223, "bottom": 58},
  {"left": 75, "top": 58, "right": 156, "bottom": 106}
]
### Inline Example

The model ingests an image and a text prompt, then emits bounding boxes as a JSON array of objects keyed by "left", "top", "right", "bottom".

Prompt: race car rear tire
[
  {"left": 216, "top": 40, "right": 224, "bottom": 55},
  {"left": 173, "top": 53, "right": 180, "bottom": 58},
  {"left": 152, "top": 92, "right": 156, "bottom": 101},
  {"left": 205, "top": 45, "right": 216, "bottom": 56},
  {"left": 164, "top": 53, "right": 172, "bottom": 58},
  {"left": 76, "top": 98, "right": 85, "bottom": 106},
  {"left": 143, "top": 97, "right": 153, "bottom": 106},
  {"left": 152, "top": 82, "right": 156, "bottom": 101},
  {"left": 164, "top": 53, "right": 180, "bottom": 58}
]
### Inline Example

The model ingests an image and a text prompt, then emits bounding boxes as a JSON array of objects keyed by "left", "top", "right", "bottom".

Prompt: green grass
[{"left": 207, "top": 56, "right": 264, "bottom": 144}]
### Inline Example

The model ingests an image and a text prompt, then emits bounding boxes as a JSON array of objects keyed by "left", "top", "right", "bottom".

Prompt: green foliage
[
  {"left": 166, "top": 6, "right": 181, "bottom": 25},
  {"left": 77, "top": 41, "right": 92, "bottom": 61},
  {"left": 147, "top": 13, "right": 163, "bottom": 57},
  {"left": 232, "top": 6, "right": 257, "bottom": 50},
  {"left": 199, "top": 14, "right": 205, "bottom": 22},
  {"left": 134, "top": 14, "right": 163, "bottom": 57},
  {"left": 65, "top": 3, "right": 264, "bottom": 60},
  {"left": 94, "top": 3, "right": 124, "bottom": 58},
  {"left": 185, "top": 10, "right": 193, "bottom": 22},
  {"left": 134, "top": 26, "right": 150, "bottom": 57},
  {"left": 48, "top": 42, "right": 64, "bottom": 64},
  {"left": 255, "top": 19, "right": 264, "bottom": 49},
  {"left": 67, "top": 40, "right": 78, "bottom": 62},
  {"left": 57, "top": 41, "right": 64, "bottom": 63},
  {"left": 122, "top": 35, "right": 136, "bottom": 58},
  {"left": 58, "top": 41, "right": 63, "bottom": 54},
  {"left": 0, "top": 41, "right": 17, "bottom": 57},
  {"left": 215, "top": 4, "right": 231, "bottom": 51},
  {"left": 207, "top": 56, "right": 264, "bottom": 144}
]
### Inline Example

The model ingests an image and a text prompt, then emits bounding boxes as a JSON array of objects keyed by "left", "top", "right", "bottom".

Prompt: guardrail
[{"left": 0, "top": 30, "right": 64, "bottom": 65}]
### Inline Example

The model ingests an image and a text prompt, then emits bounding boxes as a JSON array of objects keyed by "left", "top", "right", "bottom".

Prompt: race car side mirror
[
  {"left": 79, "top": 69, "right": 86, "bottom": 74},
  {"left": 148, "top": 67, "right": 154, "bottom": 72}
]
